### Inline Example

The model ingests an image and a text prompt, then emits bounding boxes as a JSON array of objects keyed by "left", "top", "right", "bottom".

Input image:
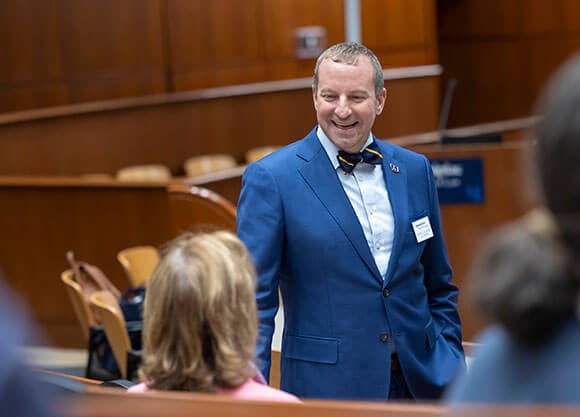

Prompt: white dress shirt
[{"left": 317, "top": 126, "right": 394, "bottom": 279}]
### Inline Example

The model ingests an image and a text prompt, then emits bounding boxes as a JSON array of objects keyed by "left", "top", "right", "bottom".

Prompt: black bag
[{"left": 66, "top": 251, "right": 143, "bottom": 379}]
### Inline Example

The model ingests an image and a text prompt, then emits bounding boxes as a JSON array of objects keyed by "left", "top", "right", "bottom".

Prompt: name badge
[{"left": 412, "top": 216, "right": 434, "bottom": 243}]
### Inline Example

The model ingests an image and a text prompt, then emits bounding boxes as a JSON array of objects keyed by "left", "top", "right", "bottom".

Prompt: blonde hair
[{"left": 138, "top": 231, "right": 258, "bottom": 392}]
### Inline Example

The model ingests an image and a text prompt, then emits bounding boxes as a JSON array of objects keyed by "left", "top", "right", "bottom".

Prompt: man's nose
[{"left": 334, "top": 97, "right": 351, "bottom": 118}]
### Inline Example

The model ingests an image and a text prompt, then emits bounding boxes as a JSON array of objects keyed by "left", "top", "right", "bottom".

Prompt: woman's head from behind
[
  {"left": 532, "top": 52, "right": 580, "bottom": 295},
  {"left": 139, "top": 230, "right": 258, "bottom": 392},
  {"left": 470, "top": 54, "right": 580, "bottom": 345}
]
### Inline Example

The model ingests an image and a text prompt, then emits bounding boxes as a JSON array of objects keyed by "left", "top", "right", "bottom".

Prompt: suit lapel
[
  {"left": 297, "top": 134, "right": 382, "bottom": 281},
  {"left": 378, "top": 142, "right": 408, "bottom": 286}
]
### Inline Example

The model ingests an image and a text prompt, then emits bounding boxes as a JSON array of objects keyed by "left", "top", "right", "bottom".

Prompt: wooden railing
[
  {"left": 0, "top": 66, "right": 441, "bottom": 176},
  {"left": 54, "top": 385, "right": 580, "bottom": 417}
]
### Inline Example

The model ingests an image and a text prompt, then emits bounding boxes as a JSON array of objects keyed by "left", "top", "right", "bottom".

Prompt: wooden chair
[
  {"left": 61, "top": 269, "right": 94, "bottom": 341},
  {"left": 89, "top": 291, "right": 141, "bottom": 380},
  {"left": 245, "top": 145, "right": 280, "bottom": 163},
  {"left": 116, "top": 164, "right": 172, "bottom": 182},
  {"left": 117, "top": 246, "right": 159, "bottom": 288},
  {"left": 183, "top": 154, "right": 237, "bottom": 177},
  {"left": 168, "top": 184, "right": 237, "bottom": 234},
  {"left": 61, "top": 270, "right": 108, "bottom": 379}
]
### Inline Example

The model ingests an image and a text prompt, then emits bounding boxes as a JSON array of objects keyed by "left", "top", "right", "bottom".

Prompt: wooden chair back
[
  {"left": 167, "top": 184, "right": 237, "bottom": 234},
  {"left": 116, "top": 165, "right": 171, "bottom": 182},
  {"left": 117, "top": 246, "right": 159, "bottom": 288},
  {"left": 90, "top": 290, "right": 132, "bottom": 379},
  {"left": 183, "top": 154, "right": 237, "bottom": 177},
  {"left": 245, "top": 146, "right": 280, "bottom": 163},
  {"left": 61, "top": 269, "right": 95, "bottom": 340}
]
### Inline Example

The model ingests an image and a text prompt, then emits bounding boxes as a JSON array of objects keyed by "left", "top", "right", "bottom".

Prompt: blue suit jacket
[{"left": 237, "top": 128, "right": 465, "bottom": 400}]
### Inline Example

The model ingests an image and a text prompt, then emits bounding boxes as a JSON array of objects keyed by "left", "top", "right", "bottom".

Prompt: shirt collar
[{"left": 316, "top": 126, "right": 374, "bottom": 170}]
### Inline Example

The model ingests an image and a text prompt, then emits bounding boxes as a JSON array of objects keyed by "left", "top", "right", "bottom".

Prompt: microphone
[
  {"left": 437, "top": 78, "right": 503, "bottom": 145},
  {"left": 438, "top": 78, "right": 457, "bottom": 145}
]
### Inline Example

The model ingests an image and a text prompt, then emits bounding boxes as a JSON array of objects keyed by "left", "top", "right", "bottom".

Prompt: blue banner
[{"left": 429, "top": 158, "right": 484, "bottom": 205}]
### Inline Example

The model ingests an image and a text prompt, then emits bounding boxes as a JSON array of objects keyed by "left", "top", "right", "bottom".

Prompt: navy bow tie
[{"left": 337, "top": 141, "right": 383, "bottom": 174}]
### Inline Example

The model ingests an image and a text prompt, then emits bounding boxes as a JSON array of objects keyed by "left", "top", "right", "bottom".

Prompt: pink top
[{"left": 127, "top": 377, "right": 300, "bottom": 403}]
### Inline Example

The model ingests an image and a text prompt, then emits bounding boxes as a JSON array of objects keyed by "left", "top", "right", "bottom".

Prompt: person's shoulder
[{"left": 229, "top": 379, "right": 301, "bottom": 403}]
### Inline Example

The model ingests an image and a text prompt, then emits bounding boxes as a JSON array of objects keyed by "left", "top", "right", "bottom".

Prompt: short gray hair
[{"left": 313, "top": 42, "right": 384, "bottom": 97}]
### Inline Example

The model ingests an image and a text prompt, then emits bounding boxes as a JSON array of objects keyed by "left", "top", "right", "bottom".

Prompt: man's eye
[{"left": 323, "top": 94, "right": 337, "bottom": 101}]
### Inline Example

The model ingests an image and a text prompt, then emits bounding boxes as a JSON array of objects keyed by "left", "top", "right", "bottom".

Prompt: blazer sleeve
[
  {"left": 236, "top": 162, "right": 285, "bottom": 381},
  {"left": 421, "top": 156, "right": 464, "bottom": 351}
]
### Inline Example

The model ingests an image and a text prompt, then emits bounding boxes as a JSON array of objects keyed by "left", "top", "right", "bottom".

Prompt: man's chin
[
  {"left": 330, "top": 129, "right": 356, "bottom": 141},
  {"left": 332, "top": 138, "right": 363, "bottom": 152}
]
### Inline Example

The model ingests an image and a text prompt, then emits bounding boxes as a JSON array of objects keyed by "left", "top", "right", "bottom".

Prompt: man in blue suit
[{"left": 237, "top": 42, "right": 465, "bottom": 400}]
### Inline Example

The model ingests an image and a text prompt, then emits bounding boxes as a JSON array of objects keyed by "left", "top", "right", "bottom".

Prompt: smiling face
[{"left": 313, "top": 56, "right": 386, "bottom": 153}]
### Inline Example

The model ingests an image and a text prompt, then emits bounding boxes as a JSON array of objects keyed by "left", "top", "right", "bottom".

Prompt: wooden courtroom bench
[
  {"left": 59, "top": 386, "right": 445, "bottom": 417},
  {"left": 34, "top": 369, "right": 580, "bottom": 417},
  {"left": 54, "top": 385, "right": 580, "bottom": 417}
]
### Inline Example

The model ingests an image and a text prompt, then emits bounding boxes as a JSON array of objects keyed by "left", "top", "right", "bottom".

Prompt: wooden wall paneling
[
  {"left": 438, "top": 39, "right": 532, "bottom": 126},
  {"left": 0, "top": 180, "right": 171, "bottom": 346},
  {"left": 253, "top": 89, "right": 317, "bottom": 146},
  {"left": 168, "top": 0, "right": 346, "bottom": 90},
  {"left": 520, "top": 0, "right": 562, "bottom": 34},
  {"left": 259, "top": 0, "right": 345, "bottom": 79},
  {"left": 375, "top": 76, "right": 440, "bottom": 138},
  {"left": 437, "top": 0, "right": 580, "bottom": 127},
  {"left": 0, "top": 0, "right": 168, "bottom": 113},
  {"left": 362, "top": 0, "right": 439, "bottom": 67},
  {"left": 518, "top": 0, "right": 579, "bottom": 107},
  {"left": 563, "top": 0, "right": 580, "bottom": 31},
  {"left": 0, "top": 107, "right": 187, "bottom": 176},
  {"left": 437, "top": 0, "right": 520, "bottom": 38},
  {"left": 167, "top": 0, "right": 267, "bottom": 90},
  {"left": 524, "top": 37, "right": 578, "bottom": 107},
  {"left": 55, "top": 0, "right": 167, "bottom": 104},
  {"left": 0, "top": 0, "right": 68, "bottom": 112}
]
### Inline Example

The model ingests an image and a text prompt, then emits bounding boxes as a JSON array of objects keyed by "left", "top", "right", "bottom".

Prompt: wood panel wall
[
  {"left": 363, "top": 0, "right": 438, "bottom": 67},
  {"left": 0, "top": 0, "right": 438, "bottom": 113},
  {"left": 0, "top": 0, "right": 168, "bottom": 112},
  {"left": 437, "top": 0, "right": 580, "bottom": 127}
]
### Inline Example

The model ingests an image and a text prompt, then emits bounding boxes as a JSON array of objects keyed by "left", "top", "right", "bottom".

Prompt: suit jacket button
[
  {"left": 382, "top": 288, "right": 390, "bottom": 297},
  {"left": 380, "top": 332, "right": 388, "bottom": 342}
]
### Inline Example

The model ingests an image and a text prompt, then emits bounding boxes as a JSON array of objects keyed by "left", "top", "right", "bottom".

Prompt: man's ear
[
  {"left": 312, "top": 85, "right": 319, "bottom": 110},
  {"left": 376, "top": 87, "right": 387, "bottom": 115}
]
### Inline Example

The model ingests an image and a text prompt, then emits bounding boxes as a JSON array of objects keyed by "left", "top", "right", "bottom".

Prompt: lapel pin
[{"left": 389, "top": 163, "right": 400, "bottom": 173}]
